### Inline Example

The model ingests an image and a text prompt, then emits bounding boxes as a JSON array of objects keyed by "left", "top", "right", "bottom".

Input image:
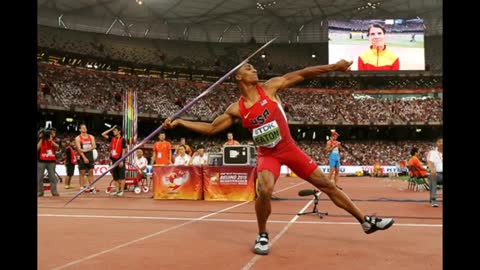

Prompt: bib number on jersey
[{"left": 252, "top": 120, "right": 282, "bottom": 148}]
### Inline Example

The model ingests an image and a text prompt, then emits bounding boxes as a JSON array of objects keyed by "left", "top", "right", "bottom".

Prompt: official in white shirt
[
  {"left": 427, "top": 138, "right": 443, "bottom": 207},
  {"left": 134, "top": 149, "right": 148, "bottom": 176},
  {"left": 189, "top": 145, "right": 208, "bottom": 166},
  {"left": 174, "top": 145, "right": 191, "bottom": 166}
]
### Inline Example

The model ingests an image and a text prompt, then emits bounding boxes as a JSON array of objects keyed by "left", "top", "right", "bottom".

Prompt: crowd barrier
[{"left": 54, "top": 164, "right": 402, "bottom": 177}]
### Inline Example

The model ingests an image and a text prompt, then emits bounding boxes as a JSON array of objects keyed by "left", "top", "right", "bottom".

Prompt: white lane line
[
  {"left": 241, "top": 194, "right": 316, "bottom": 270},
  {"left": 50, "top": 201, "right": 250, "bottom": 270},
  {"left": 49, "top": 178, "right": 306, "bottom": 269},
  {"left": 38, "top": 214, "right": 442, "bottom": 228}
]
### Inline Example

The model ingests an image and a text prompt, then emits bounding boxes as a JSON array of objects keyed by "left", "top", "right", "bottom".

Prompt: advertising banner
[
  {"left": 152, "top": 166, "right": 203, "bottom": 200},
  {"left": 203, "top": 166, "right": 256, "bottom": 201}
]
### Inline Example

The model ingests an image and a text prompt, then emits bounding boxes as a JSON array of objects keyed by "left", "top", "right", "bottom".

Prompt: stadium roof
[{"left": 38, "top": 0, "right": 442, "bottom": 43}]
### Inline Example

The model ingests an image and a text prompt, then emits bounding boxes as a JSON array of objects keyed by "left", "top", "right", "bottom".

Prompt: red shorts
[{"left": 256, "top": 144, "right": 318, "bottom": 180}]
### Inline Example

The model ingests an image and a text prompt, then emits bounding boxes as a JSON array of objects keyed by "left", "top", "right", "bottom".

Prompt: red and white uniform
[{"left": 238, "top": 85, "right": 318, "bottom": 180}]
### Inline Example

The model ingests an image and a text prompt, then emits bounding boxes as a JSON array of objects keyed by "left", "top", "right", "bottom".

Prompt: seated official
[
  {"left": 189, "top": 145, "right": 208, "bottom": 166},
  {"left": 174, "top": 145, "right": 191, "bottom": 166},
  {"left": 407, "top": 147, "right": 428, "bottom": 178}
]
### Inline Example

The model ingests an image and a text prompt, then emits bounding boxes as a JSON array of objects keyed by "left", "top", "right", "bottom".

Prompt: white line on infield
[
  {"left": 241, "top": 193, "right": 315, "bottom": 270},
  {"left": 48, "top": 181, "right": 307, "bottom": 269},
  {"left": 38, "top": 213, "right": 442, "bottom": 228}
]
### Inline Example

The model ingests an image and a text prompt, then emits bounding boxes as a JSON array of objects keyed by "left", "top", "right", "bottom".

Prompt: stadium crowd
[{"left": 38, "top": 63, "right": 442, "bottom": 124}]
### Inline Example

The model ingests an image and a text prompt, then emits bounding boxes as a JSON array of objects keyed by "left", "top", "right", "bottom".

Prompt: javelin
[{"left": 64, "top": 37, "right": 278, "bottom": 207}]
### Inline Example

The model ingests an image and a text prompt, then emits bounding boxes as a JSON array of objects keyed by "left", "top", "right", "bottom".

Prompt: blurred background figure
[
  {"left": 189, "top": 145, "right": 208, "bottom": 166},
  {"left": 224, "top": 132, "right": 240, "bottom": 146},
  {"left": 63, "top": 140, "right": 78, "bottom": 189}
]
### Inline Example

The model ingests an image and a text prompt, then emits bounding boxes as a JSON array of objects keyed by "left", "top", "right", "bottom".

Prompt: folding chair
[{"left": 407, "top": 165, "right": 429, "bottom": 191}]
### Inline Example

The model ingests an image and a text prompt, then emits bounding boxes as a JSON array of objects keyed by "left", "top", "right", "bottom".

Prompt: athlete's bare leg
[
  {"left": 328, "top": 168, "right": 335, "bottom": 182},
  {"left": 255, "top": 170, "right": 276, "bottom": 233},
  {"left": 306, "top": 168, "right": 364, "bottom": 223},
  {"left": 87, "top": 168, "right": 94, "bottom": 185},
  {"left": 79, "top": 169, "right": 86, "bottom": 187}
]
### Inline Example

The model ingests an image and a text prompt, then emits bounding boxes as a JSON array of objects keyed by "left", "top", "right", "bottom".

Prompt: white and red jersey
[
  {"left": 77, "top": 134, "right": 94, "bottom": 160},
  {"left": 238, "top": 84, "right": 295, "bottom": 155}
]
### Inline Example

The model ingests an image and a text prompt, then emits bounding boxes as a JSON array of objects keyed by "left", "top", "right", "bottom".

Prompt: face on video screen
[{"left": 328, "top": 19, "right": 425, "bottom": 71}]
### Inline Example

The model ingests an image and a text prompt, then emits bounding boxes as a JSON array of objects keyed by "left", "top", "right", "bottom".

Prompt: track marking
[
  {"left": 50, "top": 201, "right": 250, "bottom": 270},
  {"left": 241, "top": 194, "right": 315, "bottom": 270},
  {"left": 49, "top": 178, "right": 306, "bottom": 269},
  {"left": 38, "top": 213, "right": 442, "bottom": 228}
]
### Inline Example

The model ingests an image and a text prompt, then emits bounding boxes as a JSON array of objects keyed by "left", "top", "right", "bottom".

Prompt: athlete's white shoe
[
  {"left": 253, "top": 232, "right": 269, "bottom": 255},
  {"left": 362, "top": 215, "right": 394, "bottom": 234}
]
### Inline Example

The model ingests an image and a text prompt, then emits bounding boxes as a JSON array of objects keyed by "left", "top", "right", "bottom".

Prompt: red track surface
[{"left": 38, "top": 176, "right": 442, "bottom": 270}]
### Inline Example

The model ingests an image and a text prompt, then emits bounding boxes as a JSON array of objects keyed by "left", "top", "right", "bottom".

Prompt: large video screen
[{"left": 328, "top": 19, "right": 425, "bottom": 71}]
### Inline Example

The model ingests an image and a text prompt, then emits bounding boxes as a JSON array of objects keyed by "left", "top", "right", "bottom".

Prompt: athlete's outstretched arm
[
  {"left": 263, "top": 59, "right": 353, "bottom": 93},
  {"left": 163, "top": 103, "right": 240, "bottom": 135}
]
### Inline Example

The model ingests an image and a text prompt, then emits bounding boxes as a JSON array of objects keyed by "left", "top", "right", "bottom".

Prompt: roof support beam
[
  {"left": 105, "top": 18, "right": 118, "bottom": 34},
  {"left": 58, "top": 14, "right": 68, "bottom": 29}
]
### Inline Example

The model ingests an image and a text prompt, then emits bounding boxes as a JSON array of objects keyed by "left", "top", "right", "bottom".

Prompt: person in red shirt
[
  {"left": 102, "top": 125, "right": 127, "bottom": 196},
  {"left": 152, "top": 132, "right": 172, "bottom": 166},
  {"left": 163, "top": 59, "right": 394, "bottom": 255},
  {"left": 37, "top": 128, "right": 60, "bottom": 196}
]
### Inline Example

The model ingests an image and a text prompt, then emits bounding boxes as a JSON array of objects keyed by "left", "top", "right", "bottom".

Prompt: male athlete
[
  {"left": 326, "top": 131, "right": 342, "bottom": 189},
  {"left": 163, "top": 59, "right": 394, "bottom": 255}
]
